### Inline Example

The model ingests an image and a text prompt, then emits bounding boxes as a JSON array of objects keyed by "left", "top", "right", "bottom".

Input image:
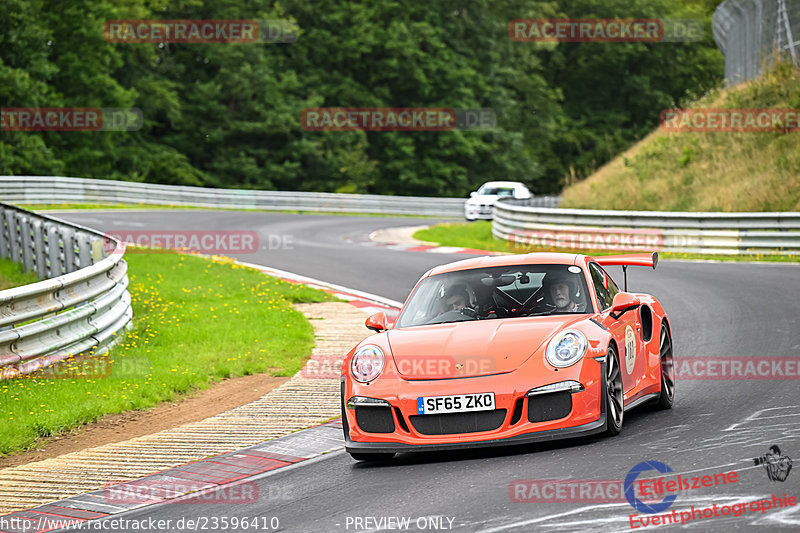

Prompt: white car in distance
[{"left": 464, "top": 181, "right": 531, "bottom": 221}]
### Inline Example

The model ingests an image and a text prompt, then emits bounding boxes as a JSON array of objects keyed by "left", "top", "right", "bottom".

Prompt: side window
[
  {"left": 589, "top": 263, "right": 613, "bottom": 310},
  {"left": 606, "top": 269, "right": 620, "bottom": 300}
]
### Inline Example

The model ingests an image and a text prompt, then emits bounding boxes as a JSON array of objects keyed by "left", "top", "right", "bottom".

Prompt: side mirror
[
  {"left": 365, "top": 311, "right": 388, "bottom": 332},
  {"left": 470, "top": 191, "right": 477, "bottom": 197},
  {"left": 610, "top": 292, "right": 640, "bottom": 319}
]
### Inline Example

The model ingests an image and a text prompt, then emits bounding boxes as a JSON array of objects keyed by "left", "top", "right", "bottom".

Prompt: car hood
[{"left": 387, "top": 315, "right": 586, "bottom": 379}]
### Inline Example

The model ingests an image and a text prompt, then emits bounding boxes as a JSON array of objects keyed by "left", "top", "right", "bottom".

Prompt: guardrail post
[
  {"left": 20, "top": 215, "right": 35, "bottom": 274},
  {"left": 92, "top": 238, "right": 106, "bottom": 262},
  {"left": 0, "top": 206, "right": 9, "bottom": 259},
  {"left": 45, "top": 222, "right": 63, "bottom": 277},
  {"left": 6, "top": 211, "right": 22, "bottom": 264},
  {"left": 76, "top": 232, "right": 92, "bottom": 268},
  {"left": 61, "top": 227, "right": 77, "bottom": 273},
  {"left": 31, "top": 219, "right": 48, "bottom": 280}
]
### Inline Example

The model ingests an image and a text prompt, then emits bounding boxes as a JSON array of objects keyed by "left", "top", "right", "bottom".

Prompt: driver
[
  {"left": 542, "top": 271, "right": 585, "bottom": 313},
  {"left": 444, "top": 285, "right": 470, "bottom": 312}
]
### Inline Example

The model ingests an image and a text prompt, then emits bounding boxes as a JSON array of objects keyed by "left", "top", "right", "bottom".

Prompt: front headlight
[
  {"left": 350, "top": 345, "right": 385, "bottom": 383},
  {"left": 545, "top": 330, "right": 588, "bottom": 368}
]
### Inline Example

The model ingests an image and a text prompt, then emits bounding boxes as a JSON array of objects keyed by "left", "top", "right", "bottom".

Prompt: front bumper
[
  {"left": 464, "top": 204, "right": 494, "bottom": 219},
  {"left": 344, "top": 414, "right": 606, "bottom": 454},
  {"left": 342, "top": 358, "right": 607, "bottom": 454}
]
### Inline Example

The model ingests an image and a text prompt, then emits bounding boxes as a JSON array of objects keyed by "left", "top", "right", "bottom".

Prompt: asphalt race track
[{"left": 56, "top": 211, "right": 800, "bottom": 532}]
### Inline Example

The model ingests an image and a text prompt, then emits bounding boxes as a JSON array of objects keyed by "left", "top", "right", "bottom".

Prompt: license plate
[{"left": 416, "top": 393, "right": 495, "bottom": 415}]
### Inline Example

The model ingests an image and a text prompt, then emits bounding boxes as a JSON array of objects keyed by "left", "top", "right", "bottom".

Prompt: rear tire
[
  {"left": 653, "top": 323, "right": 675, "bottom": 410},
  {"left": 603, "top": 345, "right": 624, "bottom": 436},
  {"left": 349, "top": 452, "right": 396, "bottom": 462}
]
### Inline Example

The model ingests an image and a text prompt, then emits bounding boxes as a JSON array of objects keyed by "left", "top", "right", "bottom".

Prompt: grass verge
[
  {"left": 414, "top": 222, "right": 799, "bottom": 263},
  {"left": 0, "top": 259, "right": 38, "bottom": 290},
  {"left": 0, "top": 251, "right": 335, "bottom": 455}
]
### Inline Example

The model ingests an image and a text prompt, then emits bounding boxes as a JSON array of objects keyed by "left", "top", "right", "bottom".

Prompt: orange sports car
[{"left": 341, "top": 252, "right": 674, "bottom": 461}]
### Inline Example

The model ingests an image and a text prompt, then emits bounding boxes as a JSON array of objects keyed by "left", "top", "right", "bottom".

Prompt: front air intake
[
  {"left": 527, "top": 391, "right": 572, "bottom": 423},
  {"left": 355, "top": 406, "right": 395, "bottom": 433},
  {"left": 409, "top": 409, "right": 507, "bottom": 435}
]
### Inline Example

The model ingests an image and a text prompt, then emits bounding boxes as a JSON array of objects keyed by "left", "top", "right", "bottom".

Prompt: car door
[{"left": 590, "top": 262, "right": 643, "bottom": 398}]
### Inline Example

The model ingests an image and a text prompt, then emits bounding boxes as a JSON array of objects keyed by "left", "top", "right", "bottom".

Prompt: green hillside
[{"left": 560, "top": 63, "right": 800, "bottom": 212}]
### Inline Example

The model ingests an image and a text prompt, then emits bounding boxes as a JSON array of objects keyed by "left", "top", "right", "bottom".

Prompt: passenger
[{"left": 542, "top": 271, "right": 585, "bottom": 313}]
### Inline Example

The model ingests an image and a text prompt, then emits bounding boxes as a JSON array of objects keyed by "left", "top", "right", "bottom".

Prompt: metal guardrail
[
  {"left": 713, "top": 0, "right": 800, "bottom": 85},
  {"left": 0, "top": 202, "right": 132, "bottom": 379},
  {"left": 1, "top": 176, "right": 559, "bottom": 217},
  {"left": 2, "top": 176, "right": 471, "bottom": 217},
  {"left": 501, "top": 196, "right": 561, "bottom": 209},
  {"left": 493, "top": 200, "right": 800, "bottom": 255}
]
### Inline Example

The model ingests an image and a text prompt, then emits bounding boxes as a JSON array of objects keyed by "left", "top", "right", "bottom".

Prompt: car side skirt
[{"left": 623, "top": 391, "right": 660, "bottom": 412}]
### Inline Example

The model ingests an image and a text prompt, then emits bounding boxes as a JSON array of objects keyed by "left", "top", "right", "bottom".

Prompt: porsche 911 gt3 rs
[{"left": 341, "top": 252, "right": 674, "bottom": 461}]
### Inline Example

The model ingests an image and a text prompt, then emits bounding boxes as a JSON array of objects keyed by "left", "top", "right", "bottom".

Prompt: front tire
[
  {"left": 349, "top": 452, "right": 396, "bottom": 462},
  {"left": 603, "top": 345, "right": 624, "bottom": 436},
  {"left": 653, "top": 323, "right": 675, "bottom": 410}
]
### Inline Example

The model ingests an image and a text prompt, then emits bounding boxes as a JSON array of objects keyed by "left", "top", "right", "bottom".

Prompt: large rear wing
[
  {"left": 594, "top": 252, "right": 658, "bottom": 270},
  {"left": 592, "top": 252, "right": 658, "bottom": 291}
]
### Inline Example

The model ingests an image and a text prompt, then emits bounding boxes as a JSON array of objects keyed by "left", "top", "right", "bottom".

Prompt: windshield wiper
[{"left": 526, "top": 307, "right": 556, "bottom": 316}]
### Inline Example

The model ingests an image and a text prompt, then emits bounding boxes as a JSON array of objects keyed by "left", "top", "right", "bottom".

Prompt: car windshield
[
  {"left": 395, "top": 264, "right": 593, "bottom": 328},
  {"left": 478, "top": 186, "right": 515, "bottom": 196}
]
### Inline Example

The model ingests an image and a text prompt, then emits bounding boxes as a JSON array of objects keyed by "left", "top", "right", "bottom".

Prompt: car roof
[
  {"left": 427, "top": 252, "right": 582, "bottom": 277},
  {"left": 479, "top": 181, "right": 526, "bottom": 188}
]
